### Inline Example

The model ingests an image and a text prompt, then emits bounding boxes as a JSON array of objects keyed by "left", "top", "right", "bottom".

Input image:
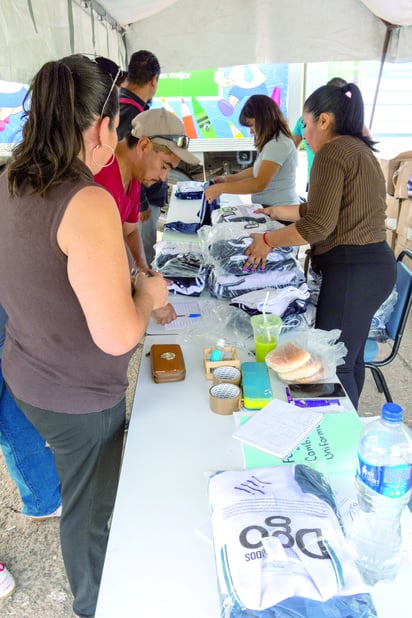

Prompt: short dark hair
[{"left": 127, "top": 50, "right": 160, "bottom": 86}]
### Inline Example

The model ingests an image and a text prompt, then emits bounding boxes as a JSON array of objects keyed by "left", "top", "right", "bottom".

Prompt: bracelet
[{"left": 263, "top": 232, "right": 275, "bottom": 249}]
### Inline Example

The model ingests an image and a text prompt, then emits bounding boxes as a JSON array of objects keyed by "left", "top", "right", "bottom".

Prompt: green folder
[{"left": 239, "top": 409, "right": 362, "bottom": 474}]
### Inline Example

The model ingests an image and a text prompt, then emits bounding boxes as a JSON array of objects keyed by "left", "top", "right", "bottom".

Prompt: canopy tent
[
  {"left": 122, "top": 0, "right": 412, "bottom": 70},
  {"left": 0, "top": 0, "right": 412, "bottom": 84}
]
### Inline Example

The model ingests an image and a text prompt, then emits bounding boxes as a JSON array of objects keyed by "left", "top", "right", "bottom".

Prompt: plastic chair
[{"left": 364, "top": 249, "right": 412, "bottom": 402}]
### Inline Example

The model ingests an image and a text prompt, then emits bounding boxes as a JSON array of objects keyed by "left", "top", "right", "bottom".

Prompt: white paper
[
  {"left": 232, "top": 398, "right": 323, "bottom": 459},
  {"left": 146, "top": 300, "right": 202, "bottom": 334}
]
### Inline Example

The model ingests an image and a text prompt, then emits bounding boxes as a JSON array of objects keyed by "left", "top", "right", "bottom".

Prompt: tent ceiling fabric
[
  {"left": 1, "top": 0, "right": 412, "bottom": 84},
  {"left": 97, "top": 0, "right": 178, "bottom": 25},
  {"left": 0, "top": 0, "right": 125, "bottom": 83},
  {"left": 359, "top": 0, "right": 412, "bottom": 26},
  {"left": 121, "top": 0, "right": 412, "bottom": 70}
]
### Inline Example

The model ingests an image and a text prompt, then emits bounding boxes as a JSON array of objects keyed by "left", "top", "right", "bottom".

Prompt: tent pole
[{"left": 369, "top": 20, "right": 399, "bottom": 131}]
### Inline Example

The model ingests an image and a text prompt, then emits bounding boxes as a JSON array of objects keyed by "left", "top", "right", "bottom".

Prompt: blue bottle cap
[{"left": 381, "top": 402, "right": 403, "bottom": 423}]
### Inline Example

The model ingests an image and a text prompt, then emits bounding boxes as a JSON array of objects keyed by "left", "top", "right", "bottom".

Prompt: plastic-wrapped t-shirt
[
  {"left": 208, "top": 237, "right": 296, "bottom": 275},
  {"left": 230, "top": 284, "right": 310, "bottom": 319},
  {"left": 208, "top": 464, "right": 377, "bottom": 618},
  {"left": 175, "top": 180, "right": 204, "bottom": 200},
  {"left": 152, "top": 241, "right": 209, "bottom": 297},
  {"left": 165, "top": 180, "right": 220, "bottom": 233},
  {"left": 208, "top": 267, "right": 305, "bottom": 300}
]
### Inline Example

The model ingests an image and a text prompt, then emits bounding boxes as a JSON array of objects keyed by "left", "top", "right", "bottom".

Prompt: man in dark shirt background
[{"left": 117, "top": 50, "right": 167, "bottom": 266}]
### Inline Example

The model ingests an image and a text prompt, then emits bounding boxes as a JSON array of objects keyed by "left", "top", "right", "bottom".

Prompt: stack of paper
[
  {"left": 234, "top": 400, "right": 362, "bottom": 473},
  {"left": 233, "top": 399, "right": 322, "bottom": 459}
]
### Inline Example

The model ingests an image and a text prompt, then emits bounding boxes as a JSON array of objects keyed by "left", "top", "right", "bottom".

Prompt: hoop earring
[{"left": 92, "top": 143, "right": 115, "bottom": 169}]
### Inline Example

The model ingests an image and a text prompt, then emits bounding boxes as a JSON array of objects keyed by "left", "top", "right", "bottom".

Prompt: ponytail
[
  {"left": 304, "top": 83, "right": 378, "bottom": 151},
  {"left": 8, "top": 55, "right": 118, "bottom": 196}
]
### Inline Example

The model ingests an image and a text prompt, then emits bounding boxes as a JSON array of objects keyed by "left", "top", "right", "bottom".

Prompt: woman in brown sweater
[{"left": 243, "top": 82, "right": 396, "bottom": 409}]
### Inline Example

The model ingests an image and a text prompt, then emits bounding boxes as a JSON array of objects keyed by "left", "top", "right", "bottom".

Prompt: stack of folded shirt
[
  {"left": 203, "top": 232, "right": 304, "bottom": 301},
  {"left": 152, "top": 241, "right": 209, "bottom": 296},
  {"left": 211, "top": 204, "right": 270, "bottom": 227},
  {"left": 208, "top": 236, "right": 297, "bottom": 275},
  {"left": 174, "top": 180, "right": 204, "bottom": 200},
  {"left": 208, "top": 268, "right": 305, "bottom": 299},
  {"left": 165, "top": 180, "right": 220, "bottom": 234},
  {"left": 230, "top": 283, "right": 310, "bottom": 322}
]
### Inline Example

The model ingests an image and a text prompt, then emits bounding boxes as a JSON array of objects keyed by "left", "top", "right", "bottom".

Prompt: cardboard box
[
  {"left": 394, "top": 234, "right": 412, "bottom": 257},
  {"left": 397, "top": 198, "right": 412, "bottom": 239},
  {"left": 393, "top": 160, "right": 412, "bottom": 200},
  {"left": 386, "top": 229, "right": 397, "bottom": 251},
  {"left": 385, "top": 195, "right": 401, "bottom": 231},
  {"left": 378, "top": 151, "right": 412, "bottom": 197}
]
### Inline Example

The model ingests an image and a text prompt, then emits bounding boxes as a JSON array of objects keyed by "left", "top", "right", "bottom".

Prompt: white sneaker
[
  {"left": 26, "top": 504, "right": 62, "bottom": 521},
  {"left": 0, "top": 562, "right": 16, "bottom": 599}
]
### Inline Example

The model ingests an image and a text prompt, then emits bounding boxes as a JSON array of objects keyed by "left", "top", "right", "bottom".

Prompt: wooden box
[{"left": 203, "top": 346, "right": 241, "bottom": 380}]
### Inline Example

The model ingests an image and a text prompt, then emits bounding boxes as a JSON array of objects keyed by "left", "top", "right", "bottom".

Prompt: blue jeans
[
  {"left": 139, "top": 204, "right": 161, "bottom": 266},
  {"left": 0, "top": 361, "right": 61, "bottom": 516}
]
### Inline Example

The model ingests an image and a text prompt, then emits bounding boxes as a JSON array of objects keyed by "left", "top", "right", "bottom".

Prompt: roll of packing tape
[
  {"left": 209, "top": 383, "right": 241, "bottom": 415},
  {"left": 212, "top": 365, "right": 241, "bottom": 386}
]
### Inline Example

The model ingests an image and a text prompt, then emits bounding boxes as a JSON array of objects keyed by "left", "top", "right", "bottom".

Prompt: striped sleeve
[{"left": 296, "top": 136, "right": 387, "bottom": 254}]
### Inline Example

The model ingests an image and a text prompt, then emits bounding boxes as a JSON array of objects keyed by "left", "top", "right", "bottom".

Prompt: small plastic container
[{"left": 209, "top": 338, "right": 227, "bottom": 362}]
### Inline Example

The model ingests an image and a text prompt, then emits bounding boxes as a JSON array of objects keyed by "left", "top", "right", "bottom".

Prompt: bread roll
[
  {"left": 296, "top": 366, "right": 325, "bottom": 383},
  {"left": 277, "top": 358, "right": 322, "bottom": 381},
  {"left": 266, "top": 342, "right": 311, "bottom": 372}
]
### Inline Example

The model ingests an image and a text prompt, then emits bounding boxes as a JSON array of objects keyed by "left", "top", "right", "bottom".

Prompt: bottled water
[{"left": 348, "top": 402, "right": 412, "bottom": 585}]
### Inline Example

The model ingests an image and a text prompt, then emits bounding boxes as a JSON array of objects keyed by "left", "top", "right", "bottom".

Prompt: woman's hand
[
  {"left": 256, "top": 204, "right": 301, "bottom": 222},
  {"left": 254, "top": 206, "right": 280, "bottom": 220},
  {"left": 134, "top": 271, "right": 168, "bottom": 311},
  {"left": 204, "top": 183, "right": 223, "bottom": 202},
  {"left": 243, "top": 233, "right": 272, "bottom": 271},
  {"left": 152, "top": 302, "right": 177, "bottom": 325}
]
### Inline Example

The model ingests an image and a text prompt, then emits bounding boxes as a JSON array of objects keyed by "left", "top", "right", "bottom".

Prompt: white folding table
[{"left": 96, "top": 189, "right": 412, "bottom": 618}]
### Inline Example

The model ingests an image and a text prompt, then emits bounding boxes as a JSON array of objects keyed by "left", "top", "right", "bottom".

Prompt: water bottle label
[{"left": 357, "top": 454, "right": 412, "bottom": 497}]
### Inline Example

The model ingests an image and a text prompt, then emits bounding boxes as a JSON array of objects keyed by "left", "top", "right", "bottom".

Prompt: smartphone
[
  {"left": 287, "top": 382, "right": 346, "bottom": 399},
  {"left": 241, "top": 362, "right": 273, "bottom": 410}
]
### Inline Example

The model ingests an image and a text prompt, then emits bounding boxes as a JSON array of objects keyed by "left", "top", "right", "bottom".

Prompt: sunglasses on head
[
  {"left": 149, "top": 134, "right": 190, "bottom": 149},
  {"left": 93, "top": 56, "right": 123, "bottom": 119},
  {"left": 95, "top": 57, "right": 126, "bottom": 84}
]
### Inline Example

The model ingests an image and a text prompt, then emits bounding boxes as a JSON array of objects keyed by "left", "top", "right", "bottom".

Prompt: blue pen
[{"left": 176, "top": 313, "right": 202, "bottom": 318}]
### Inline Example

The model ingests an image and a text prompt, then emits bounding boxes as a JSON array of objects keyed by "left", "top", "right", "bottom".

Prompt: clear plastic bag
[
  {"left": 368, "top": 285, "right": 398, "bottom": 341},
  {"left": 265, "top": 328, "right": 347, "bottom": 383},
  {"left": 197, "top": 224, "right": 296, "bottom": 277},
  {"left": 151, "top": 240, "right": 209, "bottom": 296},
  {"left": 176, "top": 300, "right": 254, "bottom": 352},
  {"left": 208, "top": 465, "right": 377, "bottom": 618},
  {"left": 208, "top": 267, "right": 306, "bottom": 300},
  {"left": 152, "top": 240, "right": 206, "bottom": 277},
  {"left": 211, "top": 204, "right": 272, "bottom": 227}
]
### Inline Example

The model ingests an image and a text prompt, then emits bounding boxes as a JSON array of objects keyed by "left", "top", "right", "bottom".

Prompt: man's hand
[{"left": 139, "top": 207, "right": 152, "bottom": 223}]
